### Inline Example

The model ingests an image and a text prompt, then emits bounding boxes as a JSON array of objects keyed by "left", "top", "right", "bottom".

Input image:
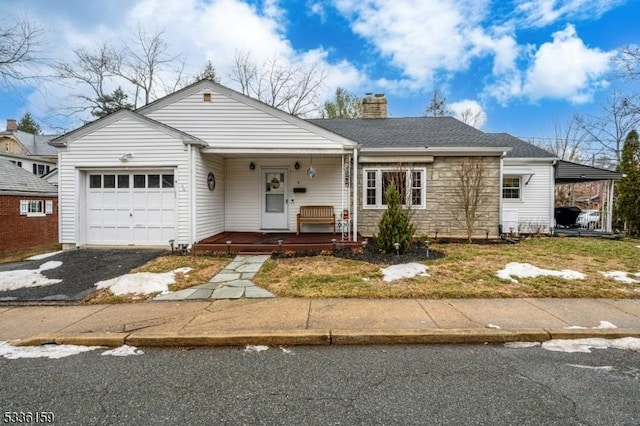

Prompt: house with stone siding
[{"left": 51, "top": 80, "right": 556, "bottom": 249}]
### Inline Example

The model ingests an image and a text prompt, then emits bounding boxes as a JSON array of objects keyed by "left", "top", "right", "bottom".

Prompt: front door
[{"left": 261, "top": 168, "right": 288, "bottom": 229}]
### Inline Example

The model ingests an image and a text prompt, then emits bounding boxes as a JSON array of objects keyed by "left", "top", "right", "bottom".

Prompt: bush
[{"left": 374, "top": 185, "right": 416, "bottom": 254}]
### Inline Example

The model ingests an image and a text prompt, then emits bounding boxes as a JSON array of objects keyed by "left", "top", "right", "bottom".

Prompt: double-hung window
[
  {"left": 502, "top": 176, "right": 521, "bottom": 200},
  {"left": 363, "top": 167, "right": 426, "bottom": 209}
]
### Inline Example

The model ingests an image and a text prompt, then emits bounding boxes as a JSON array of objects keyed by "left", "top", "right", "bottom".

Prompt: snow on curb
[{"left": 0, "top": 341, "right": 99, "bottom": 359}]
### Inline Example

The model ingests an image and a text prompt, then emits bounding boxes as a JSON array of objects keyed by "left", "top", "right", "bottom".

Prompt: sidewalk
[{"left": 2, "top": 298, "right": 640, "bottom": 347}]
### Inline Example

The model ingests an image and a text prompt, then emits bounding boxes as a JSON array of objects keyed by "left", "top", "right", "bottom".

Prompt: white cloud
[
  {"left": 449, "top": 99, "right": 487, "bottom": 128},
  {"left": 334, "top": 0, "right": 492, "bottom": 89},
  {"left": 515, "top": 0, "right": 627, "bottom": 28},
  {"left": 522, "top": 24, "right": 611, "bottom": 103}
]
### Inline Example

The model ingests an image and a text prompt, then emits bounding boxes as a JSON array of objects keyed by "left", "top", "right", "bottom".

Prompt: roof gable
[
  {"left": 50, "top": 109, "right": 205, "bottom": 147},
  {"left": 137, "top": 80, "right": 357, "bottom": 149}
]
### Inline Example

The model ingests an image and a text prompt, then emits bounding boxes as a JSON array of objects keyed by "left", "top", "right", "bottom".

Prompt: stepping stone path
[{"left": 154, "top": 255, "right": 275, "bottom": 301}]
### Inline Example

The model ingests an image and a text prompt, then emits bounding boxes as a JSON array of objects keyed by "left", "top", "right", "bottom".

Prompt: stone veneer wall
[{"left": 358, "top": 156, "right": 501, "bottom": 239}]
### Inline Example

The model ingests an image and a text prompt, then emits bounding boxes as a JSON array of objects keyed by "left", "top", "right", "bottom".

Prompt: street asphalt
[{"left": 0, "top": 248, "right": 165, "bottom": 302}]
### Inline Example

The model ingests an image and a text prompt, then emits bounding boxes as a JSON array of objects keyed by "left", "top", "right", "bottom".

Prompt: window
[
  {"left": 363, "top": 168, "right": 426, "bottom": 209},
  {"left": 117, "top": 175, "right": 129, "bottom": 188},
  {"left": 134, "top": 174, "right": 146, "bottom": 188},
  {"left": 10, "top": 160, "right": 22, "bottom": 167},
  {"left": 89, "top": 175, "right": 101, "bottom": 188},
  {"left": 19, "top": 199, "right": 53, "bottom": 217},
  {"left": 32, "top": 163, "right": 50, "bottom": 176},
  {"left": 148, "top": 174, "right": 160, "bottom": 188},
  {"left": 103, "top": 175, "right": 116, "bottom": 188},
  {"left": 502, "top": 176, "right": 521, "bottom": 199},
  {"left": 162, "top": 174, "right": 174, "bottom": 188}
]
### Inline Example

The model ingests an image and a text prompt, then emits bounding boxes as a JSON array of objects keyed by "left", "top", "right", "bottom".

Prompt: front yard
[{"left": 253, "top": 238, "right": 640, "bottom": 299}]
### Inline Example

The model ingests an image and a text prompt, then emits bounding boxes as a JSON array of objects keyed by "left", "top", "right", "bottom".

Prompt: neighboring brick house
[{"left": 0, "top": 159, "right": 59, "bottom": 257}]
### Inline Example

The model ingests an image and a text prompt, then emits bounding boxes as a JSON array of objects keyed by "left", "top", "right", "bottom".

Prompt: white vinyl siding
[
  {"left": 145, "top": 88, "right": 347, "bottom": 150},
  {"left": 224, "top": 157, "right": 343, "bottom": 232},
  {"left": 57, "top": 116, "right": 191, "bottom": 246},
  {"left": 502, "top": 162, "right": 554, "bottom": 234},
  {"left": 194, "top": 152, "right": 225, "bottom": 241}
]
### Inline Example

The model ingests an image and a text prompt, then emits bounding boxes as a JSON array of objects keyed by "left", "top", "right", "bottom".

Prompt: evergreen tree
[
  {"left": 16, "top": 112, "right": 42, "bottom": 134},
  {"left": 374, "top": 185, "right": 416, "bottom": 254},
  {"left": 194, "top": 60, "right": 219, "bottom": 83},
  {"left": 92, "top": 87, "right": 134, "bottom": 118},
  {"left": 321, "top": 87, "right": 362, "bottom": 118},
  {"left": 615, "top": 130, "right": 640, "bottom": 235}
]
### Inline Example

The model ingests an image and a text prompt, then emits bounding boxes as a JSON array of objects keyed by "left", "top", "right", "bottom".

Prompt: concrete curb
[{"left": 12, "top": 328, "right": 640, "bottom": 348}]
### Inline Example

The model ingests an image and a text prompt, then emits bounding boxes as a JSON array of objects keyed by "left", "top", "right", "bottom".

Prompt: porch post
[
  {"left": 352, "top": 146, "right": 359, "bottom": 241},
  {"left": 606, "top": 180, "right": 614, "bottom": 232}
]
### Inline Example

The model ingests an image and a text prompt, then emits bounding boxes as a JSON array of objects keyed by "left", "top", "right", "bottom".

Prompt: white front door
[{"left": 261, "top": 168, "right": 288, "bottom": 229}]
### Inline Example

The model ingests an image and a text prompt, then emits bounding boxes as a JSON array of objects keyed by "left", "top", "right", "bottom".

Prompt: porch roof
[{"left": 555, "top": 160, "right": 622, "bottom": 183}]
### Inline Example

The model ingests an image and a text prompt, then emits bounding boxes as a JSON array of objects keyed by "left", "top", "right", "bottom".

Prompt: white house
[{"left": 52, "top": 80, "right": 569, "bottom": 249}]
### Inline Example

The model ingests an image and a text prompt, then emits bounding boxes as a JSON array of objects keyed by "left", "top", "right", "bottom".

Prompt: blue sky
[{"left": 1, "top": 0, "right": 638, "bottom": 149}]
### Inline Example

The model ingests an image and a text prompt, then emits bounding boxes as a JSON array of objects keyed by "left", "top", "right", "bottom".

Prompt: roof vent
[{"left": 203, "top": 93, "right": 212, "bottom": 102}]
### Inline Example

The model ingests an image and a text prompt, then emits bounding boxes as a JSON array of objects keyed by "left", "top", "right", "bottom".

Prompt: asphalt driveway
[{"left": 0, "top": 249, "right": 165, "bottom": 302}]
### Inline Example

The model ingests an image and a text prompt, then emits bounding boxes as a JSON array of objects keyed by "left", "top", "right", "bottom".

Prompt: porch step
[{"left": 238, "top": 251, "right": 276, "bottom": 255}]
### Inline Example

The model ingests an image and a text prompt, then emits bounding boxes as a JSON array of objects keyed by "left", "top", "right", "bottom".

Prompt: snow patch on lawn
[
  {"left": 27, "top": 251, "right": 63, "bottom": 260},
  {"left": 101, "top": 345, "right": 144, "bottom": 356},
  {"left": 496, "top": 262, "right": 585, "bottom": 283},
  {"left": 0, "top": 341, "right": 100, "bottom": 359},
  {"left": 600, "top": 271, "right": 640, "bottom": 284},
  {"left": 0, "top": 261, "right": 63, "bottom": 291},
  {"left": 542, "top": 337, "right": 640, "bottom": 353},
  {"left": 380, "top": 263, "right": 429, "bottom": 282},
  {"left": 95, "top": 267, "right": 192, "bottom": 295}
]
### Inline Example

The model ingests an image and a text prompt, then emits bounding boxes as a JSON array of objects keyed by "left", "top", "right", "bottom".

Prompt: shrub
[{"left": 374, "top": 185, "right": 416, "bottom": 254}]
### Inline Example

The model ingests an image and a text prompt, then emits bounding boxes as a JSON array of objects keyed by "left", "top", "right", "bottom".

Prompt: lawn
[{"left": 253, "top": 237, "right": 640, "bottom": 299}]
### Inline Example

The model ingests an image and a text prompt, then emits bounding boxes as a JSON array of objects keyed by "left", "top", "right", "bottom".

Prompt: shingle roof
[
  {"left": 488, "top": 133, "right": 556, "bottom": 159},
  {"left": 308, "top": 117, "right": 509, "bottom": 149},
  {"left": 0, "top": 130, "right": 58, "bottom": 156},
  {"left": 0, "top": 159, "right": 58, "bottom": 195},
  {"left": 555, "top": 160, "right": 622, "bottom": 183}
]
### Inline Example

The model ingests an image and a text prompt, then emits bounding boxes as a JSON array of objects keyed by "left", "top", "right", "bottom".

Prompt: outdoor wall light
[
  {"left": 249, "top": 162, "right": 256, "bottom": 170},
  {"left": 119, "top": 152, "right": 133, "bottom": 162},
  {"left": 294, "top": 161, "right": 300, "bottom": 170}
]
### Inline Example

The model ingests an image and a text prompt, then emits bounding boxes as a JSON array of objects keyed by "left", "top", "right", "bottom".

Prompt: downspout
[
  {"left": 189, "top": 144, "right": 196, "bottom": 247},
  {"left": 550, "top": 160, "right": 557, "bottom": 234},
  {"left": 352, "top": 145, "right": 360, "bottom": 241},
  {"left": 498, "top": 154, "right": 504, "bottom": 236}
]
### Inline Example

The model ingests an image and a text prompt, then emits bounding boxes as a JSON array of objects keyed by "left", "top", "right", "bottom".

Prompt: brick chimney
[
  {"left": 6, "top": 119, "right": 17, "bottom": 131},
  {"left": 362, "top": 93, "right": 387, "bottom": 118}
]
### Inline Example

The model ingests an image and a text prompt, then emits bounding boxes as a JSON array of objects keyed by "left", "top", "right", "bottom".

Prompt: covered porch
[{"left": 193, "top": 231, "right": 364, "bottom": 255}]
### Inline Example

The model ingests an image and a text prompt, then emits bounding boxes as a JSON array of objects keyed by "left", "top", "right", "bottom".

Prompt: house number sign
[{"left": 207, "top": 172, "right": 216, "bottom": 191}]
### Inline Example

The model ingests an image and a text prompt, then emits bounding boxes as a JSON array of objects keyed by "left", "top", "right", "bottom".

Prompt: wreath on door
[{"left": 270, "top": 177, "right": 280, "bottom": 189}]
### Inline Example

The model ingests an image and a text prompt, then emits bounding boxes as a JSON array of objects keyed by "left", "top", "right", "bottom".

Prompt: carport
[{"left": 554, "top": 160, "right": 622, "bottom": 232}]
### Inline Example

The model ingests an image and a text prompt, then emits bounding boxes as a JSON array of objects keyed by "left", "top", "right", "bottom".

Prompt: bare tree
[
  {"left": 575, "top": 90, "right": 640, "bottom": 165},
  {"left": 546, "top": 114, "right": 588, "bottom": 162},
  {"left": 451, "top": 158, "right": 489, "bottom": 242},
  {"left": 228, "top": 51, "right": 327, "bottom": 116},
  {"left": 0, "top": 17, "right": 44, "bottom": 86},
  {"left": 56, "top": 43, "right": 118, "bottom": 117},
  {"left": 615, "top": 45, "right": 640, "bottom": 82},
  {"left": 458, "top": 107, "right": 483, "bottom": 128},
  {"left": 110, "top": 27, "right": 186, "bottom": 107}
]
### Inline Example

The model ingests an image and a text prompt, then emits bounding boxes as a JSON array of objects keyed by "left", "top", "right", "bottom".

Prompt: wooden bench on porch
[{"left": 297, "top": 205, "right": 336, "bottom": 235}]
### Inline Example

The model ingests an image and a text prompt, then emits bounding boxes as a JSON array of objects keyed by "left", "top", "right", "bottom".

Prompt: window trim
[
  {"left": 19, "top": 199, "right": 51, "bottom": 217},
  {"left": 362, "top": 167, "right": 427, "bottom": 209},
  {"left": 502, "top": 175, "right": 522, "bottom": 200}
]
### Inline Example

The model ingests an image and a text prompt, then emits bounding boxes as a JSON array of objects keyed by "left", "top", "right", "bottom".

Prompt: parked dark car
[{"left": 554, "top": 206, "right": 581, "bottom": 228}]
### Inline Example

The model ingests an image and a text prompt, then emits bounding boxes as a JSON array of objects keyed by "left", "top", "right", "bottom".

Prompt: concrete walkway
[
  {"left": 153, "top": 255, "right": 274, "bottom": 301},
  {"left": 2, "top": 298, "right": 640, "bottom": 347}
]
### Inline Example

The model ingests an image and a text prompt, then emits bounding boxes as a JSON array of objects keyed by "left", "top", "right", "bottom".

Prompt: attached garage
[{"left": 85, "top": 170, "right": 176, "bottom": 245}]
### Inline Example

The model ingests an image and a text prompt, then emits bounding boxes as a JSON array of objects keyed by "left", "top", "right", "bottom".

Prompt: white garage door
[{"left": 86, "top": 171, "right": 176, "bottom": 245}]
